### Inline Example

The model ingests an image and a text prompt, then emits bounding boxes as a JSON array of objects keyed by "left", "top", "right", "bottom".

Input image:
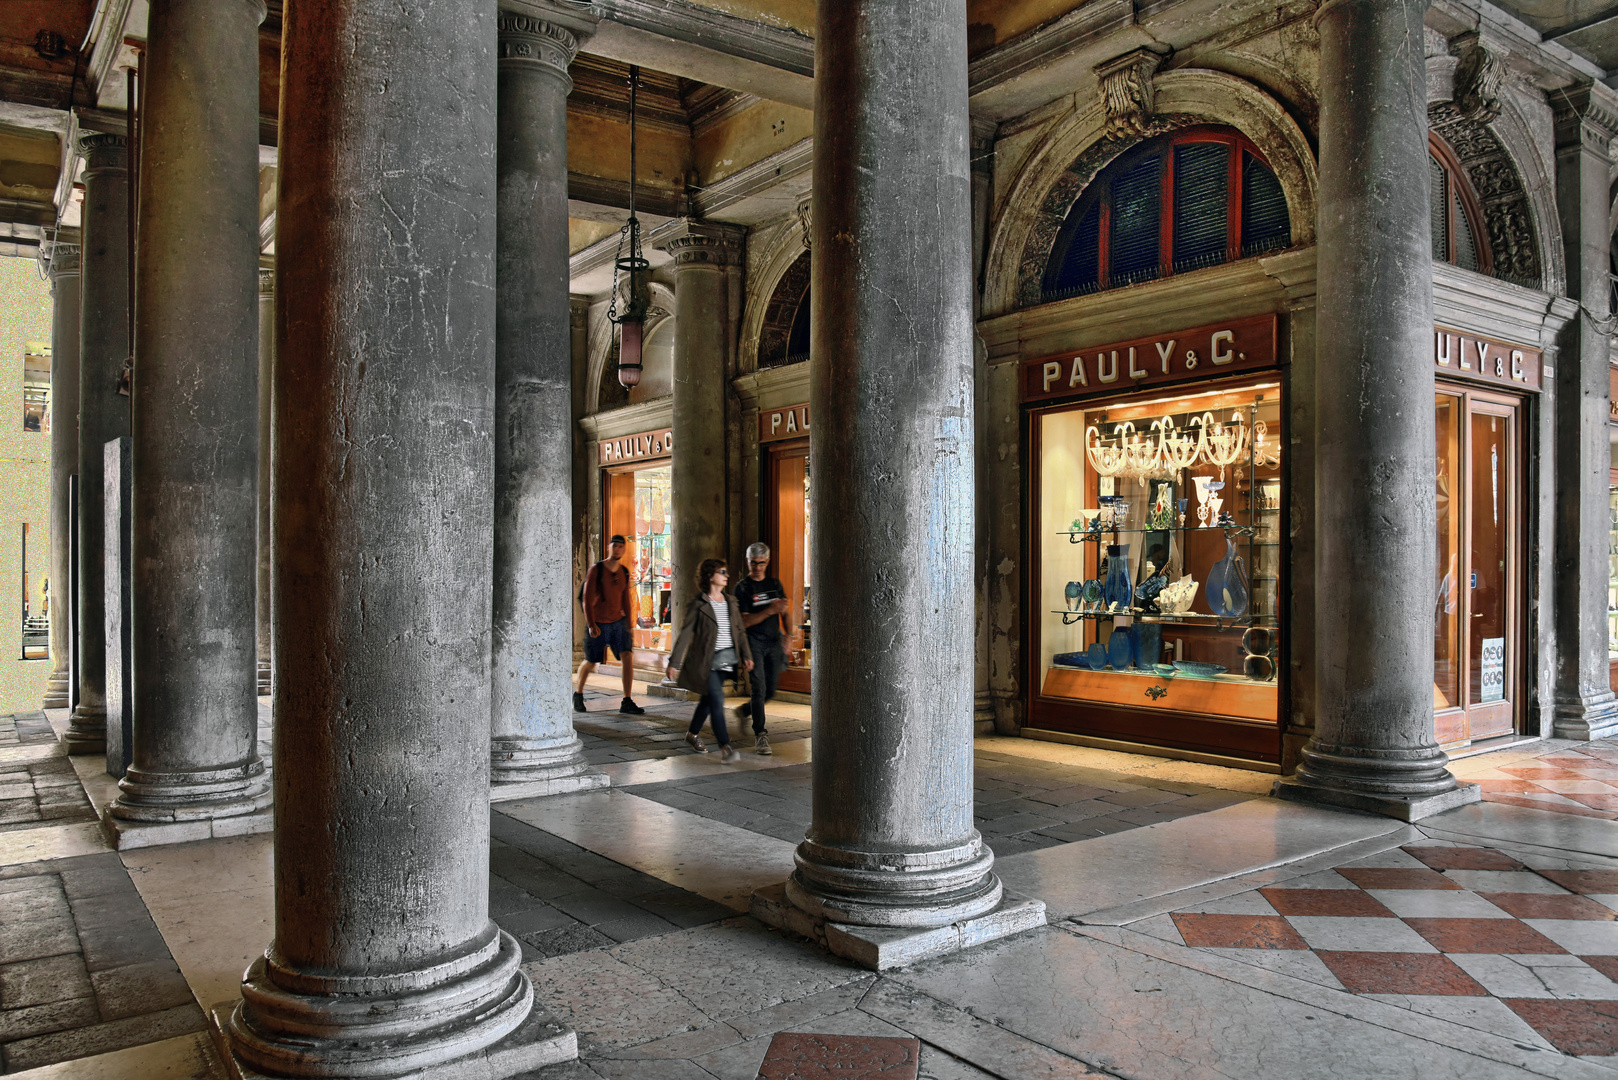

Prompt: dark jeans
[
  {"left": 739, "top": 637, "right": 787, "bottom": 734},
  {"left": 687, "top": 668, "right": 732, "bottom": 746}
]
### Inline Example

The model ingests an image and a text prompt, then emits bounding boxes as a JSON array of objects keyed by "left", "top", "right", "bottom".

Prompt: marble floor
[
  {"left": 1450, "top": 739, "right": 1618, "bottom": 820},
  {"left": 4, "top": 698, "right": 1618, "bottom": 1078}
]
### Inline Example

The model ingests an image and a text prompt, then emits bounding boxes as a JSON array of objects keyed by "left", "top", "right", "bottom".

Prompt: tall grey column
[
  {"left": 256, "top": 267, "right": 273, "bottom": 698},
  {"left": 1273, "top": 0, "right": 1476, "bottom": 820},
  {"left": 108, "top": 0, "right": 269, "bottom": 838},
  {"left": 570, "top": 295, "right": 591, "bottom": 658},
  {"left": 1550, "top": 85, "right": 1618, "bottom": 740},
  {"left": 489, "top": 10, "right": 605, "bottom": 799},
  {"left": 44, "top": 243, "right": 79, "bottom": 711},
  {"left": 221, "top": 1, "right": 571, "bottom": 1075},
  {"left": 658, "top": 221, "right": 744, "bottom": 618},
  {"left": 753, "top": 0, "right": 1045, "bottom": 966},
  {"left": 66, "top": 135, "right": 130, "bottom": 755}
]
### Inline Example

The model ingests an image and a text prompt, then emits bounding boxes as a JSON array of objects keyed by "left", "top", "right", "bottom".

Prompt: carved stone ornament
[
  {"left": 497, "top": 13, "right": 579, "bottom": 75},
  {"left": 796, "top": 194, "right": 812, "bottom": 251},
  {"left": 45, "top": 243, "right": 78, "bottom": 278},
  {"left": 1552, "top": 83, "right": 1618, "bottom": 155},
  {"left": 77, "top": 132, "right": 127, "bottom": 170},
  {"left": 1428, "top": 100, "right": 1543, "bottom": 289},
  {"left": 663, "top": 232, "right": 745, "bottom": 268},
  {"left": 258, "top": 268, "right": 275, "bottom": 295},
  {"left": 1450, "top": 33, "right": 1504, "bottom": 125},
  {"left": 1094, "top": 48, "right": 1167, "bottom": 140}
]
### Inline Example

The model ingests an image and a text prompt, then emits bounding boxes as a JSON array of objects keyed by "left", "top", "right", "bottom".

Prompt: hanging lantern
[{"left": 609, "top": 65, "right": 649, "bottom": 389}]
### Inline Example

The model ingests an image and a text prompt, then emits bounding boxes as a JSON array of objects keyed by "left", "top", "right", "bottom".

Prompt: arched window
[
  {"left": 1429, "top": 134, "right": 1488, "bottom": 275},
  {"left": 1042, "top": 127, "right": 1291, "bottom": 303}
]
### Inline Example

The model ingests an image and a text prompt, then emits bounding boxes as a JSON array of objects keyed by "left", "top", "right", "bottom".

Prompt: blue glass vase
[
  {"left": 1103, "top": 544, "right": 1133, "bottom": 610},
  {"left": 1206, "top": 538, "right": 1250, "bottom": 617}
]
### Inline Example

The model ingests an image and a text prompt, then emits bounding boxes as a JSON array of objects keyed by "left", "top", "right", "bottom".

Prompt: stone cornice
[
  {"left": 691, "top": 137, "right": 812, "bottom": 219},
  {"left": 592, "top": 0, "right": 812, "bottom": 78},
  {"left": 498, "top": 13, "right": 581, "bottom": 75},
  {"left": 579, "top": 396, "right": 674, "bottom": 440},
  {"left": 968, "top": 0, "right": 1134, "bottom": 98},
  {"left": 655, "top": 220, "right": 747, "bottom": 267},
  {"left": 500, "top": 0, "right": 599, "bottom": 38},
  {"left": 1553, "top": 83, "right": 1618, "bottom": 154}
]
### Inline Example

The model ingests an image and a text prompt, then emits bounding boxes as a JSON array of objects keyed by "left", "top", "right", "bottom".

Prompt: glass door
[
  {"left": 1434, "top": 388, "right": 1520, "bottom": 746},
  {"left": 767, "top": 441, "right": 811, "bottom": 693}
]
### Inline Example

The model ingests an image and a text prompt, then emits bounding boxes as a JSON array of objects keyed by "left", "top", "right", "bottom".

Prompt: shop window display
[{"left": 1036, "top": 382, "right": 1283, "bottom": 733}]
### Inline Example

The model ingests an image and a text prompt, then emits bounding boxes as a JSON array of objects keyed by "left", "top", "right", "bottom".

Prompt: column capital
[
  {"left": 655, "top": 220, "right": 747, "bottom": 268},
  {"left": 498, "top": 12, "right": 582, "bottom": 77},
  {"left": 1553, "top": 83, "right": 1618, "bottom": 155},
  {"left": 77, "top": 132, "right": 127, "bottom": 170},
  {"left": 46, "top": 243, "right": 79, "bottom": 279},
  {"left": 258, "top": 267, "right": 275, "bottom": 296}
]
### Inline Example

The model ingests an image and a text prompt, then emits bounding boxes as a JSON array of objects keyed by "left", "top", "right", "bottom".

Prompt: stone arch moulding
[
  {"left": 1428, "top": 89, "right": 1555, "bottom": 295},
  {"left": 981, "top": 68, "right": 1319, "bottom": 319},
  {"left": 585, "top": 280, "right": 676, "bottom": 415},
  {"left": 739, "top": 219, "right": 809, "bottom": 372}
]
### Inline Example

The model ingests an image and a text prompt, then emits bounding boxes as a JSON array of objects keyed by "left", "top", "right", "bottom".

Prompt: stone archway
[
  {"left": 757, "top": 250, "right": 810, "bottom": 369},
  {"left": 1428, "top": 102, "right": 1544, "bottom": 290}
]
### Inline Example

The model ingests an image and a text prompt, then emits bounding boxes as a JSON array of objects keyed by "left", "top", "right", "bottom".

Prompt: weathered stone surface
[{"left": 44, "top": 244, "right": 79, "bottom": 712}]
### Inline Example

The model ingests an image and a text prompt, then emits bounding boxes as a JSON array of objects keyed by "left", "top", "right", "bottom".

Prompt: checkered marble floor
[
  {"left": 1143, "top": 839, "right": 1618, "bottom": 1058},
  {"left": 1464, "top": 740, "right": 1618, "bottom": 820}
]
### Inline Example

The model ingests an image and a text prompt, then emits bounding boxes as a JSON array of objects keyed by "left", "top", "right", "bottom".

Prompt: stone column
[
  {"left": 749, "top": 0, "right": 1043, "bottom": 970},
  {"left": 570, "top": 295, "right": 591, "bottom": 657},
  {"left": 256, "top": 267, "right": 273, "bottom": 698},
  {"left": 1273, "top": 0, "right": 1477, "bottom": 820},
  {"left": 44, "top": 243, "right": 79, "bottom": 710},
  {"left": 658, "top": 220, "right": 745, "bottom": 618},
  {"left": 1550, "top": 85, "right": 1618, "bottom": 740},
  {"left": 108, "top": 0, "right": 269, "bottom": 840},
  {"left": 66, "top": 134, "right": 130, "bottom": 755},
  {"left": 219, "top": 0, "right": 572, "bottom": 1074},
  {"left": 489, "top": 10, "right": 605, "bottom": 799}
]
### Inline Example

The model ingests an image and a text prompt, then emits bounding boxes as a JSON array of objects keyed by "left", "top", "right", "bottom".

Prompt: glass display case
[
  {"left": 1034, "top": 381, "right": 1283, "bottom": 751},
  {"left": 629, "top": 465, "right": 673, "bottom": 653}
]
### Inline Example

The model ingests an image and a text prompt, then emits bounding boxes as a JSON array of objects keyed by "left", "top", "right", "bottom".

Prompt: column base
[
  {"left": 42, "top": 670, "right": 70, "bottom": 710},
  {"left": 1553, "top": 689, "right": 1618, "bottom": 741},
  {"left": 101, "top": 803, "right": 273, "bottom": 849},
  {"left": 751, "top": 882, "right": 1046, "bottom": 971},
  {"left": 105, "top": 760, "right": 273, "bottom": 848},
  {"left": 490, "top": 770, "right": 609, "bottom": 802},
  {"left": 209, "top": 997, "right": 577, "bottom": 1080},
  {"left": 1271, "top": 778, "right": 1482, "bottom": 822},
  {"left": 490, "top": 734, "right": 606, "bottom": 801},
  {"left": 63, "top": 705, "right": 106, "bottom": 755}
]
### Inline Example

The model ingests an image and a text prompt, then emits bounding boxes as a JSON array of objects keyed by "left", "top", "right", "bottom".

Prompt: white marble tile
[
  {"left": 523, "top": 949, "right": 714, "bottom": 1054},
  {"left": 1588, "top": 894, "right": 1618, "bottom": 913},
  {"left": 1336, "top": 848, "right": 1429, "bottom": 869},
  {"left": 1201, "top": 947, "right": 1347, "bottom": 989},
  {"left": 596, "top": 735, "right": 811, "bottom": 786},
  {"left": 1285, "top": 915, "right": 1437, "bottom": 953},
  {"left": 1443, "top": 870, "right": 1570, "bottom": 895},
  {"left": 0, "top": 1031, "right": 221, "bottom": 1079},
  {"left": 1266, "top": 869, "right": 1359, "bottom": 890},
  {"left": 1423, "top": 801, "right": 1618, "bottom": 861},
  {"left": 1132, "top": 913, "right": 1185, "bottom": 944},
  {"left": 1528, "top": 960, "right": 1618, "bottom": 999},
  {"left": 1000, "top": 799, "right": 1405, "bottom": 922},
  {"left": 1170, "top": 891, "right": 1280, "bottom": 916},
  {"left": 1367, "top": 889, "right": 1513, "bottom": 919},
  {"left": 1522, "top": 919, "right": 1618, "bottom": 955},
  {"left": 1360, "top": 994, "right": 1556, "bottom": 1050},
  {"left": 1448, "top": 953, "right": 1554, "bottom": 998},
  {"left": 0, "top": 822, "right": 107, "bottom": 867},
  {"left": 497, "top": 790, "right": 796, "bottom": 912}
]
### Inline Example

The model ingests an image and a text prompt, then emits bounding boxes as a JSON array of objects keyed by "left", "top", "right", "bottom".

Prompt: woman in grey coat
[{"left": 667, "top": 558, "right": 754, "bottom": 763}]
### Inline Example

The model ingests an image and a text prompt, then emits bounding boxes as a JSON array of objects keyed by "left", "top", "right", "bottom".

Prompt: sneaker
[
  {"left": 719, "top": 744, "right": 739, "bottom": 763},
  {"left": 685, "top": 733, "right": 708, "bottom": 754},
  {"left": 620, "top": 697, "right": 645, "bottom": 715},
  {"left": 573, "top": 692, "right": 586, "bottom": 713},
  {"left": 755, "top": 732, "right": 771, "bottom": 756}
]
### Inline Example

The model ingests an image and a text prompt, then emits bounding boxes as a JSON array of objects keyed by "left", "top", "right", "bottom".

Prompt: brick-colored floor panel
[
  {"left": 1258, "top": 888, "right": 1395, "bottom": 918},
  {"left": 1504, "top": 999, "right": 1618, "bottom": 1056},
  {"left": 1335, "top": 867, "right": 1461, "bottom": 891},
  {"left": 757, "top": 1033, "right": 921, "bottom": 1080},
  {"left": 1315, "top": 951, "right": 1489, "bottom": 996},
  {"left": 1402, "top": 846, "right": 1526, "bottom": 872},
  {"left": 1477, "top": 892, "right": 1616, "bottom": 921},
  {"left": 1171, "top": 913, "right": 1309, "bottom": 950},
  {"left": 1404, "top": 917, "right": 1568, "bottom": 955},
  {"left": 1582, "top": 956, "right": 1618, "bottom": 984},
  {"left": 1537, "top": 869, "right": 1618, "bottom": 895}
]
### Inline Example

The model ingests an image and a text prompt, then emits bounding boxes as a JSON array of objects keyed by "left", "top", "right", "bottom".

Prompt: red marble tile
[
  {"left": 1478, "top": 892, "right": 1617, "bottom": 921},
  {"left": 1482, "top": 794, "right": 1618, "bottom": 820},
  {"left": 1316, "top": 951, "right": 1488, "bottom": 996},
  {"left": 1258, "top": 888, "right": 1395, "bottom": 918},
  {"left": 1565, "top": 793, "right": 1618, "bottom": 811},
  {"left": 1500, "top": 766, "right": 1591, "bottom": 780},
  {"left": 1402, "top": 846, "right": 1526, "bottom": 872},
  {"left": 757, "top": 1033, "right": 920, "bottom": 1080},
  {"left": 1473, "top": 779, "right": 1546, "bottom": 794},
  {"left": 1538, "top": 869, "right": 1618, "bottom": 895},
  {"left": 1405, "top": 917, "right": 1568, "bottom": 954},
  {"left": 1504, "top": 1000, "right": 1618, "bottom": 1056},
  {"left": 1171, "top": 913, "right": 1309, "bottom": 950},
  {"left": 1335, "top": 867, "right": 1461, "bottom": 890},
  {"left": 1582, "top": 956, "right": 1618, "bottom": 983}
]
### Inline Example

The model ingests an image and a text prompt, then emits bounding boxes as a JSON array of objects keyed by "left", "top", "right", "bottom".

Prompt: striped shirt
[{"left": 710, "top": 598, "right": 734, "bottom": 651}]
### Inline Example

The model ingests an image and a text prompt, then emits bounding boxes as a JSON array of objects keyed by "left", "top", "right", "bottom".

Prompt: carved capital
[
  {"left": 498, "top": 13, "right": 579, "bottom": 78},
  {"left": 1094, "top": 47, "right": 1167, "bottom": 140},
  {"left": 258, "top": 268, "right": 275, "bottom": 296},
  {"left": 1450, "top": 33, "right": 1504, "bottom": 125},
  {"left": 1554, "top": 83, "right": 1618, "bottom": 156},
  {"left": 657, "top": 221, "right": 747, "bottom": 268},
  {"left": 77, "top": 132, "right": 127, "bottom": 171},
  {"left": 46, "top": 243, "right": 78, "bottom": 279}
]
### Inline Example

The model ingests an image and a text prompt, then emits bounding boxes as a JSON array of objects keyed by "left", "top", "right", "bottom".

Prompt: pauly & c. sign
[{"left": 1021, "top": 315, "right": 1278, "bottom": 403}]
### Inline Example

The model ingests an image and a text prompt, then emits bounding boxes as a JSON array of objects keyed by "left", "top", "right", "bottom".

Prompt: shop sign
[
  {"left": 1022, "top": 315, "right": 1278, "bottom": 404},
  {"left": 1435, "top": 328, "right": 1541, "bottom": 391},
  {"left": 760, "top": 402, "right": 811, "bottom": 443},
  {"left": 598, "top": 427, "right": 672, "bottom": 466}
]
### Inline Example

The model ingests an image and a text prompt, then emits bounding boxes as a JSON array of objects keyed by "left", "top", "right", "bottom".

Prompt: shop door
[
  {"left": 1434, "top": 389, "right": 1520, "bottom": 746},
  {"left": 767, "top": 442, "right": 811, "bottom": 693}
]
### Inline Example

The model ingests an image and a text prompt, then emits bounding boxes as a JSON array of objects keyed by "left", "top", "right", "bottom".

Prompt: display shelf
[
  {"left": 1050, "top": 609, "right": 1277, "bottom": 628},
  {"left": 1062, "top": 524, "right": 1255, "bottom": 544}
]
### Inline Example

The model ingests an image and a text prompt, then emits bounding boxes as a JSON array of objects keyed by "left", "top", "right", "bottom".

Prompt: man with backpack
[{"left": 574, "top": 535, "right": 645, "bottom": 715}]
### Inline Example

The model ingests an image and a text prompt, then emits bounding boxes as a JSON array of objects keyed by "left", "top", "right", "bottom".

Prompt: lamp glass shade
[{"left": 617, "top": 319, "right": 643, "bottom": 388}]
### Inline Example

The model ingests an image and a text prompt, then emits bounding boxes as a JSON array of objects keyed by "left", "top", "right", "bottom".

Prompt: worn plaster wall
[
  {"left": 966, "top": 0, "right": 1088, "bottom": 53},
  {"left": 567, "top": 110, "right": 692, "bottom": 197},
  {"left": 0, "top": 256, "right": 52, "bottom": 714},
  {"left": 569, "top": 219, "right": 619, "bottom": 255},
  {"left": 694, "top": 100, "right": 812, "bottom": 185}
]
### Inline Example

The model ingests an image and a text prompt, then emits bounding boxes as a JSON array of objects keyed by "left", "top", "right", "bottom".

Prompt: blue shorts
[{"left": 585, "top": 618, "right": 634, "bottom": 663}]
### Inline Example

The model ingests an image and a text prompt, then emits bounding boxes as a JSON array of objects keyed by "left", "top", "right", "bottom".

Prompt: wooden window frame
[{"left": 1428, "top": 133, "right": 1493, "bottom": 275}]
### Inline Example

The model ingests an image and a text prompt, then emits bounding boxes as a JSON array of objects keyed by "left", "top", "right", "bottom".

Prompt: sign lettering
[
  {"left": 1022, "top": 315, "right": 1278, "bottom": 403},
  {"left": 597, "top": 427, "right": 673, "bottom": 466},
  {"left": 759, "top": 403, "right": 811, "bottom": 443},
  {"left": 1434, "top": 328, "right": 1541, "bottom": 391}
]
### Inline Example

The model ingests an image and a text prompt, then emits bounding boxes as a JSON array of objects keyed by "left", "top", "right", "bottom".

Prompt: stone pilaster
[
  {"left": 44, "top": 243, "right": 79, "bottom": 711},
  {"left": 1273, "top": 0, "right": 1478, "bottom": 820},
  {"left": 749, "top": 0, "right": 1044, "bottom": 969},
  {"left": 107, "top": 0, "right": 270, "bottom": 843},
  {"left": 217, "top": 0, "right": 572, "bottom": 1075},
  {"left": 489, "top": 10, "right": 606, "bottom": 799},
  {"left": 66, "top": 134, "right": 130, "bottom": 755},
  {"left": 256, "top": 266, "right": 273, "bottom": 698},
  {"left": 656, "top": 221, "right": 745, "bottom": 619},
  {"left": 570, "top": 294, "right": 591, "bottom": 658},
  {"left": 1550, "top": 84, "right": 1618, "bottom": 740}
]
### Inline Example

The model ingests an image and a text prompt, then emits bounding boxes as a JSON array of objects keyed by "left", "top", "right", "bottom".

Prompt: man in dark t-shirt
[
  {"left": 732, "top": 541, "right": 791, "bottom": 755},
  {"left": 574, "top": 535, "right": 645, "bottom": 715}
]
